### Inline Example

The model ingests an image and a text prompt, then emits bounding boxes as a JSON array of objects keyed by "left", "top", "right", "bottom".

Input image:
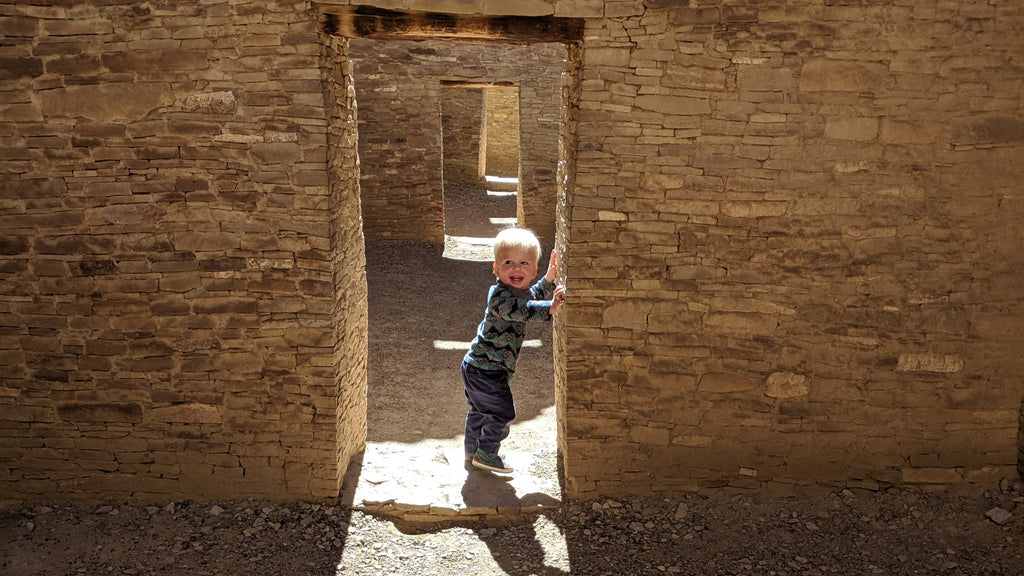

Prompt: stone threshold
[{"left": 341, "top": 440, "right": 562, "bottom": 525}]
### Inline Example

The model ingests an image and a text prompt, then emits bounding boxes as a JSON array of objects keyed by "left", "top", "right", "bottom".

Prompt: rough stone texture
[
  {"left": 323, "top": 35, "right": 370, "bottom": 505},
  {"left": 1, "top": 0, "right": 1023, "bottom": 503},
  {"left": 0, "top": 1, "right": 365, "bottom": 501},
  {"left": 440, "top": 85, "right": 483, "bottom": 185},
  {"left": 559, "top": 0, "right": 1024, "bottom": 498},
  {"left": 351, "top": 39, "right": 564, "bottom": 243},
  {"left": 483, "top": 86, "right": 520, "bottom": 179}
]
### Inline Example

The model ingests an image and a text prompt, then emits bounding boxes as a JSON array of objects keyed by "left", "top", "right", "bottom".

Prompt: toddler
[{"left": 462, "top": 228, "right": 565, "bottom": 473}]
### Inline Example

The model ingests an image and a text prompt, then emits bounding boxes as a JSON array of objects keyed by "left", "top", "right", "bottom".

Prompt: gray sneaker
[{"left": 472, "top": 449, "right": 513, "bottom": 474}]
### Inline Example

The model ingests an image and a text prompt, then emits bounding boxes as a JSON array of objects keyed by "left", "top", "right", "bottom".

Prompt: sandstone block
[
  {"left": 646, "top": 301, "right": 700, "bottom": 334},
  {"left": 799, "top": 59, "right": 887, "bottom": 93},
  {"left": 896, "top": 353, "right": 963, "bottom": 373},
  {"left": 482, "top": 0, "right": 553, "bottom": 16},
  {"left": 671, "top": 435, "right": 712, "bottom": 447},
  {"left": 601, "top": 300, "right": 651, "bottom": 330},
  {"left": 698, "top": 372, "right": 760, "bottom": 393},
  {"left": 146, "top": 403, "right": 221, "bottom": 424},
  {"left": 951, "top": 116, "right": 1024, "bottom": 146},
  {"left": 1, "top": 103, "right": 43, "bottom": 122},
  {"left": 170, "top": 232, "right": 240, "bottom": 252},
  {"left": 0, "top": 57, "right": 43, "bottom": 80},
  {"left": 57, "top": 402, "right": 143, "bottom": 424},
  {"left": 102, "top": 50, "right": 206, "bottom": 73},
  {"left": 704, "top": 312, "right": 777, "bottom": 335},
  {"left": 669, "top": 6, "right": 720, "bottom": 25},
  {"left": 75, "top": 260, "right": 118, "bottom": 276},
  {"left": 736, "top": 65, "right": 796, "bottom": 92},
  {"left": 85, "top": 339, "right": 127, "bottom": 356},
  {"left": 0, "top": 16, "right": 38, "bottom": 37},
  {"left": 630, "top": 426, "right": 671, "bottom": 446},
  {"left": 764, "top": 372, "right": 809, "bottom": 399},
  {"left": 39, "top": 83, "right": 174, "bottom": 121},
  {"left": 0, "top": 236, "right": 29, "bottom": 255},
  {"left": 721, "top": 201, "right": 787, "bottom": 218},
  {"left": 584, "top": 47, "right": 631, "bottom": 68},
  {"left": 191, "top": 297, "right": 258, "bottom": 315},
  {"left": 825, "top": 117, "right": 879, "bottom": 141},
  {"left": 880, "top": 119, "right": 942, "bottom": 144},
  {"left": 634, "top": 94, "right": 710, "bottom": 116},
  {"left": 198, "top": 257, "right": 246, "bottom": 272},
  {"left": 900, "top": 466, "right": 963, "bottom": 484},
  {"left": 251, "top": 142, "right": 302, "bottom": 165},
  {"left": 182, "top": 90, "right": 236, "bottom": 114},
  {"left": 554, "top": 0, "right": 604, "bottom": 18},
  {"left": 43, "top": 18, "right": 113, "bottom": 36}
]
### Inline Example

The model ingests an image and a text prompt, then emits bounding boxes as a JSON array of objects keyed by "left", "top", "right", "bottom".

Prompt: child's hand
[
  {"left": 550, "top": 286, "right": 566, "bottom": 314},
  {"left": 545, "top": 250, "right": 558, "bottom": 282}
]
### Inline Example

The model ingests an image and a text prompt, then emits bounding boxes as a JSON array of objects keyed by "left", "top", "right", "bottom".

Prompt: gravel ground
[{"left": 2, "top": 481, "right": 1021, "bottom": 576}]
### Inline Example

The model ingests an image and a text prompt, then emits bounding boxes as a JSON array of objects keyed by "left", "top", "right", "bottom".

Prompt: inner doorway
[{"left": 441, "top": 81, "right": 521, "bottom": 260}]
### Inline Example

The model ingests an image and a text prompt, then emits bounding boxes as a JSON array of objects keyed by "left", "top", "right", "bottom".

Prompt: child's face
[{"left": 493, "top": 248, "right": 538, "bottom": 290}]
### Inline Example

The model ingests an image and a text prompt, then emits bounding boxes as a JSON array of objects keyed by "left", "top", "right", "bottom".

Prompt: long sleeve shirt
[{"left": 463, "top": 277, "right": 556, "bottom": 376}]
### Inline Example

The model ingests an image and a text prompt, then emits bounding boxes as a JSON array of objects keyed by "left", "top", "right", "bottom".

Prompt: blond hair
[{"left": 493, "top": 227, "right": 541, "bottom": 265}]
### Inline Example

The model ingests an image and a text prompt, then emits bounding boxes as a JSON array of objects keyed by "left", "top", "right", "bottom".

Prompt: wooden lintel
[
  {"left": 441, "top": 80, "right": 517, "bottom": 88},
  {"left": 322, "top": 7, "right": 584, "bottom": 45}
]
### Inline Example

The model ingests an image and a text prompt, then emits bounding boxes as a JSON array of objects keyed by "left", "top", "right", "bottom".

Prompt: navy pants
[{"left": 462, "top": 362, "right": 516, "bottom": 456}]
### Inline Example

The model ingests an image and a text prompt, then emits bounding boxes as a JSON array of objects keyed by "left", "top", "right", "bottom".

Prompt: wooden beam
[{"left": 322, "top": 7, "right": 584, "bottom": 45}]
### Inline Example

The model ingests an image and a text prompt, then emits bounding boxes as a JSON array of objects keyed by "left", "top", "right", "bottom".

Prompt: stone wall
[
  {"left": 1, "top": 0, "right": 1022, "bottom": 503},
  {"left": 560, "top": 1, "right": 1024, "bottom": 496},
  {"left": 0, "top": 1, "right": 366, "bottom": 501},
  {"left": 323, "top": 35, "right": 369, "bottom": 502},
  {"left": 483, "top": 86, "right": 520, "bottom": 179},
  {"left": 351, "top": 39, "right": 564, "bottom": 243},
  {"left": 440, "top": 85, "right": 483, "bottom": 186}
]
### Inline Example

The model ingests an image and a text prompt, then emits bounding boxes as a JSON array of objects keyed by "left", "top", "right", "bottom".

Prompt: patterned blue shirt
[{"left": 463, "top": 277, "right": 556, "bottom": 375}]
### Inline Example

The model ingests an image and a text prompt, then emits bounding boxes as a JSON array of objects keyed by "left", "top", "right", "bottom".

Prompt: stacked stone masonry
[
  {"left": 440, "top": 85, "right": 483, "bottom": 186},
  {"left": 351, "top": 38, "right": 564, "bottom": 243},
  {"left": 483, "top": 85, "right": 521, "bottom": 180},
  {"left": 0, "top": 0, "right": 1022, "bottom": 502}
]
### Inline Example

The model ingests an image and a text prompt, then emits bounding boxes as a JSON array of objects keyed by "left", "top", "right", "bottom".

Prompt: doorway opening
[
  {"left": 441, "top": 80, "right": 521, "bottom": 260},
  {"left": 327, "top": 6, "right": 583, "bottom": 517}
]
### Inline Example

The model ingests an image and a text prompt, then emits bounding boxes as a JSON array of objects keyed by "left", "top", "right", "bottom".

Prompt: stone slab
[{"left": 343, "top": 436, "right": 561, "bottom": 523}]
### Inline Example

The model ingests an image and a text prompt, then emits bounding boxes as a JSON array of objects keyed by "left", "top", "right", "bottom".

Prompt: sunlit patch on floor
[
  {"left": 347, "top": 406, "right": 561, "bottom": 520},
  {"left": 443, "top": 234, "right": 496, "bottom": 261},
  {"left": 434, "top": 339, "right": 541, "bottom": 350}
]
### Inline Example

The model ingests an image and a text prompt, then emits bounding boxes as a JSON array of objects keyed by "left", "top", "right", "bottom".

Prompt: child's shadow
[{"left": 461, "top": 465, "right": 566, "bottom": 575}]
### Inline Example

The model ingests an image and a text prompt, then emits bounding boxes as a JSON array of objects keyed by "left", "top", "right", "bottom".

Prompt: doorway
[{"left": 326, "top": 7, "right": 583, "bottom": 515}]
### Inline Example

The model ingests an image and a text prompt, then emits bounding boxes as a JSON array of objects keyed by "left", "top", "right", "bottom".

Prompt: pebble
[{"left": 985, "top": 507, "right": 1013, "bottom": 525}]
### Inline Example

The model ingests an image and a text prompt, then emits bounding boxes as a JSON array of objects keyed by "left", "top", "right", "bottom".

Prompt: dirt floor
[
  {"left": 364, "top": 180, "right": 557, "bottom": 465},
  {"left": 1, "top": 182, "right": 1022, "bottom": 575}
]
